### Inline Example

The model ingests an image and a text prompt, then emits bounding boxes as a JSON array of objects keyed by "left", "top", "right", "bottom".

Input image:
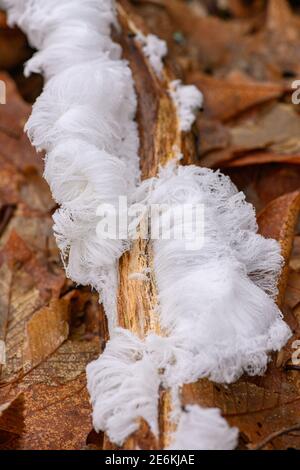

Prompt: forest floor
[{"left": 1, "top": 0, "right": 300, "bottom": 450}]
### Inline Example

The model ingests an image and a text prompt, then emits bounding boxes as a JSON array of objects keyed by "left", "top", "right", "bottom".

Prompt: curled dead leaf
[
  {"left": 258, "top": 191, "right": 300, "bottom": 307},
  {"left": 188, "top": 71, "right": 284, "bottom": 121}
]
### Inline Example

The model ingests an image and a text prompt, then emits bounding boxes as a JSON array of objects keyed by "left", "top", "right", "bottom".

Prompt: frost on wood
[
  {"left": 168, "top": 405, "right": 238, "bottom": 450},
  {"left": 170, "top": 80, "right": 203, "bottom": 132},
  {"left": 4, "top": 0, "right": 141, "bottom": 330},
  {"left": 87, "top": 328, "right": 160, "bottom": 446},
  {"left": 135, "top": 163, "right": 291, "bottom": 385},
  {"left": 3, "top": 0, "right": 117, "bottom": 52},
  {"left": 136, "top": 32, "right": 167, "bottom": 78}
]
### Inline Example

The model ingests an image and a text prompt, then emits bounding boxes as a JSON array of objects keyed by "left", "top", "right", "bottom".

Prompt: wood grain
[{"left": 103, "top": 0, "right": 195, "bottom": 450}]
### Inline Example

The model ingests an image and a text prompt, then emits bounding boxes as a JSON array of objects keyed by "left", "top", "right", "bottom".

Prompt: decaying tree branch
[
  {"left": 101, "top": 0, "right": 196, "bottom": 450},
  {"left": 102, "top": 1, "right": 300, "bottom": 450}
]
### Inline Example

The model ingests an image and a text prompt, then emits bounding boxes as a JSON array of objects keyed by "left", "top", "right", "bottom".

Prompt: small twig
[
  {"left": 250, "top": 423, "right": 300, "bottom": 450},
  {"left": 285, "top": 364, "right": 300, "bottom": 371}
]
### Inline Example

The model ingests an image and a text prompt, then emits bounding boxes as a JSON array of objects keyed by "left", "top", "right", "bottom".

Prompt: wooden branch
[{"left": 103, "top": 0, "right": 195, "bottom": 450}]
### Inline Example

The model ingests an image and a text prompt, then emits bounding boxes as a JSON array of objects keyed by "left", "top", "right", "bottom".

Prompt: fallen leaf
[
  {"left": 0, "top": 13, "right": 31, "bottom": 70},
  {"left": 231, "top": 104, "right": 300, "bottom": 154},
  {"left": 200, "top": 103, "right": 300, "bottom": 167},
  {"left": 258, "top": 191, "right": 300, "bottom": 306},
  {"left": 285, "top": 269, "right": 300, "bottom": 310},
  {"left": 0, "top": 393, "right": 25, "bottom": 449},
  {"left": 197, "top": 116, "right": 231, "bottom": 156},
  {"left": 226, "top": 165, "right": 300, "bottom": 212},
  {"left": 143, "top": 0, "right": 252, "bottom": 70},
  {"left": 221, "top": 151, "right": 300, "bottom": 168},
  {"left": 1, "top": 375, "right": 91, "bottom": 450},
  {"left": 23, "top": 298, "right": 71, "bottom": 373},
  {"left": 0, "top": 72, "right": 42, "bottom": 173},
  {"left": 290, "top": 236, "right": 300, "bottom": 272},
  {"left": 188, "top": 71, "right": 284, "bottom": 121}
]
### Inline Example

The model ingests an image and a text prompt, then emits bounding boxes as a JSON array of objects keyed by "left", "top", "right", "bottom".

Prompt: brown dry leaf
[
  {"left": 247, "top": 0, "right": 300, "bottom": 81},
  {"left": 222, "top": 151, "right": 300, "bottom": 168},
  {"left": 0, "top": 72, "right": 42, "bottom": 173},
  {"left": 257, "top": 191, "right": 300, "bottom": 246},
  {"left": 0, "top": 195, "right": 106, "bottom": 448},
  {"left": 0, "top": 393, "right": 24, "bottom": 432},
  {"left": 0, "top": 259, "right": 104, "bottom": 450},
  {"left": 231, "top": 104, "right": 300, "bottom": 155},
  {"left": 290, "top": 236, "right": 300, "bottom": 272},
  {"left": 1, "top": 375, "right": 91, "bottom": 450},
  {"left": 285, "top": 270, "right": 300, "bottom": 310},
  {"left": 204, "top": 0, "right": 300, "bottom": 82},
  {"left": 0, "top": 230, "right": 65, "bottom": 302},
  {"left": 0, "top": 71, "right": 30, "bottom": 135},
  {"left": 207, "top": 0, "right": 300, "bottom": 82},
  {"left": 133, "top": 0, "right": 300, "bottom": 170},
  {"left": 0, "top": 393, "right": 25, "bottom": 448},
  {"left": 0, "top": 61, "right": 107, "bottom": 450},
  {"left": 226, "top": 165, "right": 300, "bottom": 212},
  {"left": 200, "top": 103, "right": 300, "bottom": 168},
  {"left": 0, "top": 231, "right": 105, "bottom": 449},
  {"left": 258, "top": 191, "right": 300, "bottom": 307},
  {"left": 284, "top": 237, "right": 300, "bottom": 315},
  {"left": 188, "top": 71, "right": 285, "bottom": 121},
  {"left": 0, "top": 12, "right": 31, "bottom": 70},
  {"left": 135, "top": 0, "right": 300, "bottom": 82},
  {"left": 140, "top": 0, "right": 252, "bottom": 68},
  {"left": 196, "top": 116, "right": 231, "bottom": 157},
  {"left": 23, "top": 298, "right": 71, "bottom": 373},
  {"left": 20, "top": 293, "right": 105, "bottom": 387},
  {"left": 0, "top": 290, "right": 107, "bottom": 450}
]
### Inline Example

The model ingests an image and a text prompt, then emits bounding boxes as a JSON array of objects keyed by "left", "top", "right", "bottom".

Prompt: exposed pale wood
[{"left": 102, "top": 0, "right": 195, "bottom": 450}]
